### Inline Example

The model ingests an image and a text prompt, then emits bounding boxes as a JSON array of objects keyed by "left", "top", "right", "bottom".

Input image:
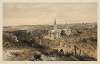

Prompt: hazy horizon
[{"left": 3, "top": 3, "right": 97, "bottom": 26}]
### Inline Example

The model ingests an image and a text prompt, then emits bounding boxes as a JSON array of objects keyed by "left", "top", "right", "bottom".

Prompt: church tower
[
  {"left": 54, "top": 19, "right": 57, "bottom": 39},
  {"left": 54, "top": 19, "right": 57, "bottom": 30}
]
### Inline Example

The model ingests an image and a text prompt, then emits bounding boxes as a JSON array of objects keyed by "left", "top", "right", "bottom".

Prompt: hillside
[{"left": 3, "top": 22, "right": 97, "bottom": 61}]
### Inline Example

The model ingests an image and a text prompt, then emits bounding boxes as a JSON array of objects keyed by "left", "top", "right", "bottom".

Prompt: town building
[{"left": 44, "top": 19, "right": 71, "bottom": 40}]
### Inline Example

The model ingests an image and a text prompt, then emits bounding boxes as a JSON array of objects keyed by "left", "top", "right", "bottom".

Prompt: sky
[{"left": 3, "top": 3, "right": 97, "bottom": 26}]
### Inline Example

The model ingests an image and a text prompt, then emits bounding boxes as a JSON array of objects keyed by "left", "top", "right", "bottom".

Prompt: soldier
[{"left": 59, "top": 49, "right": 64, "bottom": 56}]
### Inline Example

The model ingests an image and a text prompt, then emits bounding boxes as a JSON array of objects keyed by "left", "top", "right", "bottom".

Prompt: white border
[{"left": 0, "top": 0, "right": 99, "bottom": 64}]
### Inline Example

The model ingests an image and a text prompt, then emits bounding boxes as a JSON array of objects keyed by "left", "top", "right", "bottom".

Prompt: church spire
[
  {"left": 54, "top": 19, "right": 56, "bottom": 25},
  {"left": 54, "top": 18, "right": 57, "bottom": 39},
  {"left": 54, "top": 18, "right": 57, "bottom": 30}
]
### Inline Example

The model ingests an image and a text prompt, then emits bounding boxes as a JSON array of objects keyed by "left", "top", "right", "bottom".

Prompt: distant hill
[{"left": 3, "top": 22, "right": 97, "bottom": 32}]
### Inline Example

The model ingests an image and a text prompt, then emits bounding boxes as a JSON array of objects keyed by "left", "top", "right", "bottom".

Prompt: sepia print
[{"left": 3, "top": 3, "right": 97, "bottom": 61}]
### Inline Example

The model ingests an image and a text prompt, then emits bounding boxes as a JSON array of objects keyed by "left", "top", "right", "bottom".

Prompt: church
[{"left": 44, "top": 19, "right": 71, "bottom": 40}]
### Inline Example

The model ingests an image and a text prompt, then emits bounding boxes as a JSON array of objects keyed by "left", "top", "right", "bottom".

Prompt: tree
[{"left": 60, "top": 30, "right": 66, "bottom": 37}]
